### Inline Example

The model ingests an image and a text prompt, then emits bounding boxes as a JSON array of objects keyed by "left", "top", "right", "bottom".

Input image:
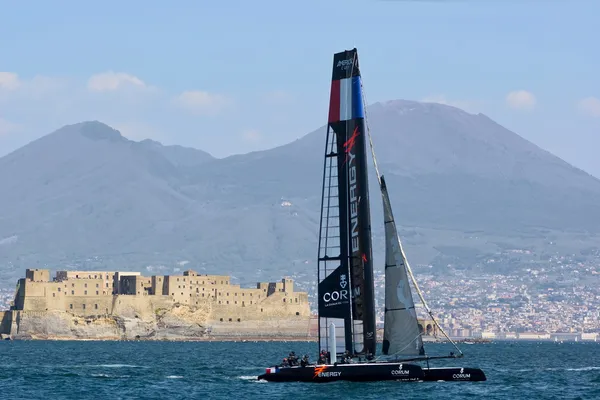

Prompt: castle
[{"left": 0, "top": 268, "right": 311, "bottom": 340}]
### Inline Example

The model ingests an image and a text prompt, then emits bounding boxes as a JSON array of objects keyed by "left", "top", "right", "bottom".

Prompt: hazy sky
[{"left": 1, "top": 0, "right": 599, "bottom": 176}]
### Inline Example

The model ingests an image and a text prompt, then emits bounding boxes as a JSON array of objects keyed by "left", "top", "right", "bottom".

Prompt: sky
[{"left": 1, "top": 0, "right": 599, "bottom": 176}]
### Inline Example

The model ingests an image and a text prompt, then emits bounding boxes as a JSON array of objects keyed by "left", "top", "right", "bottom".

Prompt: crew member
[
  {"left": 300, "top": 354, "right": 309, "bottom": 367},
  {"left": 318, "top": 350, "right": 328, "bottom": 364}
]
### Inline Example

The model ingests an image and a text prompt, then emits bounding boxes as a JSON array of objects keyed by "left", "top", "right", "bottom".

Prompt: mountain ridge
[{"left": 1, "top": 100, "right": 599, "bottom": 285}]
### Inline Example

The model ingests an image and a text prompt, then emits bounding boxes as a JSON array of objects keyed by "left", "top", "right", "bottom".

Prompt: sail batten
[{"left": 381, "top": 176, "right": 425, "bottom": 357}]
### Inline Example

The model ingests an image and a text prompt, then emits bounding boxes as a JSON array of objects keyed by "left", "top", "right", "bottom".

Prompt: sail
[
  {"left": 317, "top": 48, "right": 376, "bottom": 359},
  {"left": 380, "top": 176, "right": 425, "bottom": 356}
]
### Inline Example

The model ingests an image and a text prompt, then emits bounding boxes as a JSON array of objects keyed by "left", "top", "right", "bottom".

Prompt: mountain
[{"left": 1, "top": 103, "right": 599, "bottom": 285}]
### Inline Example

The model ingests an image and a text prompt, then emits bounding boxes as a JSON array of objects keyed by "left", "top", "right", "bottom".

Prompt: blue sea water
[{"left": 0, "top": 341, "right": 599, "bottom": 400}]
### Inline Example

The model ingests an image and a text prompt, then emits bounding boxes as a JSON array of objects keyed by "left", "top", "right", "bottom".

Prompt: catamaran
[{"left": 258, "top": 48, "right": 486, "bottom": 383}]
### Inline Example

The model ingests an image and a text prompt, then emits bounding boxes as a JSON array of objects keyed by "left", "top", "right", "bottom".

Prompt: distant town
[{"left": 2, "top": 247, "right": 599, "bottom": 341}]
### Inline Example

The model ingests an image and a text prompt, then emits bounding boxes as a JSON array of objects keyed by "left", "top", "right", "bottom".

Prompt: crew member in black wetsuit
[
  {"left": 288, "top": 351, "right": 298, "bottom": 366},
  {"left": 300, "top": 354, "right": 309, "bottom": 367},
  {"left": 318, "top": 350, "right": 327, "bottom": 364},
  {"left": 341, "top": 350, "right": 352, "bottom": 364}
]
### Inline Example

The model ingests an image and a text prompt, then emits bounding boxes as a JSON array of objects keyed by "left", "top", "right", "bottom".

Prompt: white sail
[{"left": 381, "top": 176, "right": 424, "bottom": 357}]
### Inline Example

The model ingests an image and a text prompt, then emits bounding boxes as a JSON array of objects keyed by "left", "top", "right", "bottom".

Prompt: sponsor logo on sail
[
  {"left": 337, "top": 58, "right": 354, "bottom": 70},
  {"left": 340, "top": 273, "right": 347, "bottom": 289},
  {"left": 322, "top": 289, "right": 348, "bottom": 304},
  {"left": 343, "top": 126, "right": 360, "bottom": 253},
  {"left": 322, "top": 270, "right": 349, "bottom": 305}
]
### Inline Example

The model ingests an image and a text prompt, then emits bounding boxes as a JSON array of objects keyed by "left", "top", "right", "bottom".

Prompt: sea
[{"left": 0, "top": 341, "right": 598, "bottom": 400}]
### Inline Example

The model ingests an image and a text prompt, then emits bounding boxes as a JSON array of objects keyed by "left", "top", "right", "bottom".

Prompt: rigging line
[{"left": 360, "top": 72, "right": 464, "bottom": 357}]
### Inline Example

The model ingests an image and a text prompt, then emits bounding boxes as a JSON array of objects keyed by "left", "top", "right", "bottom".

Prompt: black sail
[{"left": 317, "top": 48, "right": 376, "bottom": 359}]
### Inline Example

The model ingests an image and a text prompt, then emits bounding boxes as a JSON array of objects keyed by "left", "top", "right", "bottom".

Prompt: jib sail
[{"left": 380, "top": 176, "right": 425, "bottom": 357}]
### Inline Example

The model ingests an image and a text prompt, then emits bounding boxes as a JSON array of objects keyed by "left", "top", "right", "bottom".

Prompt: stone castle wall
[{"left": 5, "top": 269, "right": 311, "bottom": 340}]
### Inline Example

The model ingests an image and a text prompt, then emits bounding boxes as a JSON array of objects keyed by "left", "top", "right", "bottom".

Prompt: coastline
[{"left": 5, "top": 335, "right": 318, "bottom": 342}]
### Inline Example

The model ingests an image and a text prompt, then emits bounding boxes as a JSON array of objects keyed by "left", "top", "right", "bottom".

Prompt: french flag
[
  {"left": 328, "top": 76, "right": 365, "bottom": 123},
  {"left": 265, "top": 367, "right": 278, "bottom": 374}
]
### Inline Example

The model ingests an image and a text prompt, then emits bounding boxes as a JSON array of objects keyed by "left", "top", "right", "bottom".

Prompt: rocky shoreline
[{"left": 5, "top": 335, "right": 316, "bottom": 342}]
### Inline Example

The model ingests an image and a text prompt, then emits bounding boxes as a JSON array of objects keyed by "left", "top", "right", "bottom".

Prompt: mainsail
[
  {"left": 317, "top": 48, "right": 376, "bottom": 358},
  {"left": 380, "top": 176, "right": 425, "bottom": 356}
]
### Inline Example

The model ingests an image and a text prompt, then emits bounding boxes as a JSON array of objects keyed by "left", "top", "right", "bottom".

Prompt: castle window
[
  {"left": 196, "top": 288, "right": 199, "bottom": 293},
  {"left": 250, "top": 301, "right": 252, "bottom": 305},
  {"left": 106, "top": 283, "right": 109, "bottom": 288},
  {"left": 296, "top": 312, "right": 300, "bottom": 316},
  {"left": 96, "top": 283, "right": 99, "bottom": 288},
  {"left": 219, "top": 301, "right": 221, "bottom": 304},
  {"left": 71, "top": 290, "right": 74, "bottom": 295},
  {"left": 183, "top": 285, "right": 185, "bottom": 288},
  {"left": 181, "top": 293, "right": 183, "bottom": 296},
  {"left": 94, "top": 275, "right": 97, "bottom": 279},
  {"left": 202, "top": 294, "right": 204, "bottom": 297},
  {"left": 177, "top": 278, "right": 179, "bottom": 281},
  {"left": 95, "top": 304, "right": 98, "bottom": 309},
  {"left": 82, "top": 304, "right": 86, "bottom": 310},
  {"left": 84, "top": 290, "right": 87, "bottom": 295},
  {"left": 261, "top": 308, "right": 263, "bottom": 312},
  {"left": 76, "top": 275, "right": 79, "bottom": 278},
  {"left": 96, "top": 291, "right": 99, "bottom": 295},
  {"left": 227, "top": 293, "right": 229, "bottom": 296},
  {"left": 70, "top": 304, "right": 73, "bottom": 309},
  {"left": 237, "top": 318, "right": 241, "bottom": 322},
  {"left": 53, "top": 293, "right": 55, "bottom": 297},
  {"left": 283, "top": 298, "right": 286, "bottom": 302},
  {"left": 235, "top": 301, "right": 237, "bottom": 304},
  {"left": 295, "top": 298, "right": 298, "bottom": 303},
  {"left": 202, "top": 281, "right": 204, "bottom": 284},
  {"left": 226, "top": 301, "right": 229, "bottom": 304},
  {"left": 235, "top": 293, "right": 237, "bottom": 296},
  {"left": 220, "top": 318, "right": 223, "bottom": 322},
  {"left": 72, "top": 283, "right": 75, "bottom": 287},
  {"left": 58, "top": 288, "right": 61, "bottom": 292},
  {"left": 228, "top": 318, "right": 232, "bottom": 322}
]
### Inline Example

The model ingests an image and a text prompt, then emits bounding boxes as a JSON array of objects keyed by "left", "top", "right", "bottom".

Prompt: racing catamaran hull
[
  {"left": 423, "top": 367, "right": 487, "bottom": 382},
  {"left": 258, "top": 362, "right": 424, "bottom": 383}
]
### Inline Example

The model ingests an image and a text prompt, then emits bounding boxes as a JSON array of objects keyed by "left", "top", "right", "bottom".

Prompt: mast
[{"left": 317, "top": 48, "right": 376, "bottom": 359}]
